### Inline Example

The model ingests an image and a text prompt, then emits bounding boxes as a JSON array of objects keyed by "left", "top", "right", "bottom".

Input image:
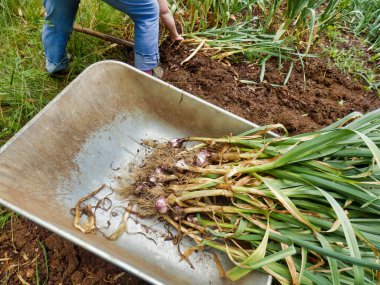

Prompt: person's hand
[{"left": 170, "top": 34, "right": 184, "bottom": 42}]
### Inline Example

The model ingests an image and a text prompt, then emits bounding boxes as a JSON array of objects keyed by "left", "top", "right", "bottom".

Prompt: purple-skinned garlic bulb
[
  {"left": 196, "top": 150, "right": 211, "bottom": 166},
  {"left": 148, "top": 167, "right": 164, "bottom": 183},
  {"left": 155, "top": 196, "right": 168, "bottom": 214},
  {"left": 169, "top": 138, "right": 186, "bottom": 148},
  {"left": 134, "top": 182, "right": 148, "bottom": 195},
  {"left": 175, "top": 159, "right": 190, "bottom": 171}
]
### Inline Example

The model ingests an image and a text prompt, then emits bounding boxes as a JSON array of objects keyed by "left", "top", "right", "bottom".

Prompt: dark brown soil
[
  {"left": 1, "top": 40, "right": 379, "bottom": 285},
  {"left": 161, "top": 42, "right": 380, "bottom": 134},
  {"left": 0, "top": 217, "right": 145, "bottom": 285}
]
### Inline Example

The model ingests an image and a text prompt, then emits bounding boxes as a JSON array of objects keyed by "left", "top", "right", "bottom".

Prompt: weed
[
  {"left": 0, "top": 207, "right": 13, "bottom": 230},
  {"left": 342, "top": 0, "right": 380, "bottom": 52},
  {"left": 35, "top": 261, "right": 40, "bottom": 285},
  {"left": 38, "top": 241, "right": 49, "bottom": 285},
  {"left": 323, "top": 26, "right": 379, "bottom": 94},
  {"left": 33, "top": 242, "right": 49, "bottom": 285}
]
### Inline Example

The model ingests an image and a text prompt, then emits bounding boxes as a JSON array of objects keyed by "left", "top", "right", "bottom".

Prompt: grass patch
[
  {"left": 0, "top": 0, "right": 129, "bottom": 145},
  {"left": 323, "top": 26, "right": 380, "bottom": 94},
  {"left": 37, "top": 241, "right": 49, "bottom": 285},
  {"left": 0, "top": 207, "right": 13, "bottom": 230},
  {"left": 341, "top": 0, "right": 380, "bottom": 53}
]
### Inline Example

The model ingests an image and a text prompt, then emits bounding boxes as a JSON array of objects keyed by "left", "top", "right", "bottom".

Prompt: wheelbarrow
[{"left": 0, "top": 61, "right": 272, "bottom": 285}]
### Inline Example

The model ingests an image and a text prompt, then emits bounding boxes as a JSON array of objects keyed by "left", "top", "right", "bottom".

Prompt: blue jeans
[{"left": 42, "top": 0, "right": 159, "bottom": 73}]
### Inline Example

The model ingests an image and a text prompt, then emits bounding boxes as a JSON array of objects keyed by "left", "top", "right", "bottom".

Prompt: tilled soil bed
[
  {"left": 161, "top": 42, "right": 380, "bottom": 134},
  {"left": 1, "top": 43, "right": 379, "bottom": 284}
]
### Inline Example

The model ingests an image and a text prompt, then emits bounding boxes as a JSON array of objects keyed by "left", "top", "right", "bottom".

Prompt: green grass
[
  {"left": 341, "top": 0, "right": 380, "bottom": 52},
  {"left": 0, "top": 0, "right": 128, "bottom": 145},
  {"left": 0, "top": 207, "right": 13, "bottom": 230},
  {"left": 37, "top": 241, "right": 49, "bottom": 285},
  {"left": 323, "top": 25, "right": 380, "bottom": 94}
]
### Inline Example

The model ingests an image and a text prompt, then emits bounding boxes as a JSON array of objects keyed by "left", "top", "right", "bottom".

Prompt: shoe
[
  {"left": 153, "top": 66, "right": 164, "bottom": 79},
  {"left": 48, "top": 53, "right": 72, "bottom": 77},
  {"left": 49, "top": 68, "right": 69, "bottom": 77},
  {"left": 67, "top": 53, "right": 72, "bottom": 61}
]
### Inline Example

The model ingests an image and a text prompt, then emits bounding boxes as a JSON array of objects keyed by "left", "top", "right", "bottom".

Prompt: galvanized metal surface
[{"left": 0, "top": 61, "right": 272, "bottom": 285}]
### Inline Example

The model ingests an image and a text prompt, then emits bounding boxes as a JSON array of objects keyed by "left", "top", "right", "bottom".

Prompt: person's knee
[
  {"left": 133, "top": 6, "right": 159, "bottom": 30},
  {"left": 43, "top": 0, "right": 79, "bottom": 34},
  {"left": 44, "top": 0, "right": 79, "bottom": 17}
]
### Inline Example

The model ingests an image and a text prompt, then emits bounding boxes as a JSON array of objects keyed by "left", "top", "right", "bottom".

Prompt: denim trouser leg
[
  {"left": 102, "top": 0, "right": 159, "bottom": 70},
  {"left": 42, "top": 0, "right": 80, "bottom": 73},
  {"left": 42, "top": 0, "right": 159, "bottom": 73}
]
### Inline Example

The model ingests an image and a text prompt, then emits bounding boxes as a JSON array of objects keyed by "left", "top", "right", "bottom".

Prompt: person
[
  {"left": 157, "top": 0, "right": 183, "bottom": 42},
  {"left": 42, "top": 0, "right": 159, "bottom": 75}
]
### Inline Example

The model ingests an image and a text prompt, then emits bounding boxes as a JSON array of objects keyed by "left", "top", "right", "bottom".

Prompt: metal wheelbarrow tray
[{"left": 0, "top": 61, "right": 271, "bottom": 285}]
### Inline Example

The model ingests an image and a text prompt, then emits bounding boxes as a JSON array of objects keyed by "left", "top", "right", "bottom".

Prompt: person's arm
[{"left": 157, "top": 0, "right": 183, "bottom": 41}]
